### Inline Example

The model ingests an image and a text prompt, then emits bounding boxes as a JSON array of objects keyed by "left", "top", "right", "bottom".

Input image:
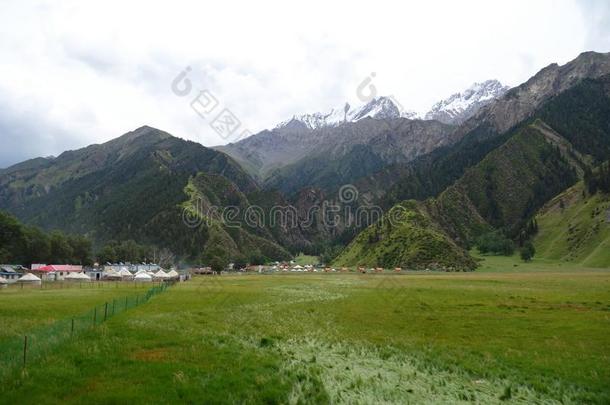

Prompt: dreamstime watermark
[
  {"left": 171, "top": 66, "right": 251, "bottom": 143},
  {"left": 181, "top": 184, "right": 408, "bottom": 231}
]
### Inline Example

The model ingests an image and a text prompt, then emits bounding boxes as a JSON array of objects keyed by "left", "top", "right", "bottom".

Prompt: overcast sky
[{"left": 0, "top": 0, "right": 609, "bottom": 168}]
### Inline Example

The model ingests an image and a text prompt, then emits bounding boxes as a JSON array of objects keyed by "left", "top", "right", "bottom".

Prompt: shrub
[
  {"left": 520, "top": 242, "right": 536, "bottom": 262},
  {"left": 475, "top": 231, "right": 515, "bottom": 256}
]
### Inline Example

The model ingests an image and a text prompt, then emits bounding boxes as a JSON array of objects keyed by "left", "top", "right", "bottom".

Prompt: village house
[
  {"left": 32, "top": 265, "right": 83, "bottom": 281},
  {"left": 0, "top": 265, "right": 23, "bottom": 283}
]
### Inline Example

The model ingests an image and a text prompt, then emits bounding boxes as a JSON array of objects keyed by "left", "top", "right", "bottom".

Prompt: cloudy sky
[{"left": 0, "top": 0, "right": 609, "bottom": 168}]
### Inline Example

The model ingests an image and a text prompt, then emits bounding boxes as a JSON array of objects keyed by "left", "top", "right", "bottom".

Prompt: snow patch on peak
[
  {"left": 275, "top": 96, "right": 419, "bottom": 130},
  {"left": 424, "top": 79, "right": 509, "bottom": 125}
]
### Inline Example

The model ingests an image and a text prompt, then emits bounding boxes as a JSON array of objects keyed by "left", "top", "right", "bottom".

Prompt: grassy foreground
[{"left": 0, "top": 259, "right": 609, "bottom": 404}]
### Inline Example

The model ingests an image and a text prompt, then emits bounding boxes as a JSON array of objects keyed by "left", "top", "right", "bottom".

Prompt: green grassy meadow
[
  {"left": 0, "top": 282, "right": 153, "bottom": 340},
  {"left": 0, "top": 258, "right": 609, "bottom": 404}
]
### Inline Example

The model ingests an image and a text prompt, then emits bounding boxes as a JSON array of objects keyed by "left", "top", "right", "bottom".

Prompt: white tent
[
  {"left": 293, "top": 265, "right": 303, "bottom": 269},
  {"left": 0, "top": 276, "right": 8, "bottom": 287},
  {"left": 65, "top": 272, "right": 91, "bottom": 282},
  {"left": 103, "top": 269, "right": 121, "bottom": 280},
  {"left": 17, "top": 273, "right": 41, "bottom": 283},
  {"left": 167, "top": 270, "right": 179, "bottom": 279},
  {"left": 134, "top": 272, "right": 152, "bottom": 282},
  {"left": 64, "top": 273, "right": 85, "bottom": 281},
  {"left": 154, "top": 270, "right": 170, "bottom": 280},
  {"left": 119, "top": 268, "right": 134, "bottom": 279}
]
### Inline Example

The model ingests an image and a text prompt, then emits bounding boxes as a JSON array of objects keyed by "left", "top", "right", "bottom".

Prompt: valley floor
[{"left": 0, "top": 257, "right": 609, "bottom": 404}]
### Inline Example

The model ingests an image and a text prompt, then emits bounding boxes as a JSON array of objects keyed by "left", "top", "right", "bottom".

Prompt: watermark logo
[
  {"left": 210, "top": 108, "right": 241, "bottom": 139},
  {"left": 356, "top": 72, "right": 377, "bottom": 102},
  {"left": 171, "top": 66, "right": 250, "bottom": 143},
  {"left": 170, "top": 66, "right": 193, "bottom": 96},
  {"left": 338, "top": 184, "right": 358, "bottom": 204},
  {"left": 374, "top": 276, "right": 408, "bottom": 307}
]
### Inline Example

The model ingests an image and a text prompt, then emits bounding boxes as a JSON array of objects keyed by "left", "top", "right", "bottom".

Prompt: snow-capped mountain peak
[
  {"left": 276, "top": 96, "right": 419, "bottom": 130},
  {"left": 424, "top": 79, "right": 509, "bottom": 125}
]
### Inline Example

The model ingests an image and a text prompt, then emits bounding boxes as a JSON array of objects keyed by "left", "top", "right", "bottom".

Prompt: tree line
[{"left": 0, "top": 210, "right": 174, "bottom": 267}]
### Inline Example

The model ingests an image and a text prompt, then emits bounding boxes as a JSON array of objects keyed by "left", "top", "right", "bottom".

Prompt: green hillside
[
  {"left": 435, "top": 120, "right": 583, "bottom": 241},
  {"left": 337, "top": 119, "right": 588, "bottom": 269},
  {"left": 535, "top": 182, "right": 610, "bottom": 267},
  {"left": 333, "top": 200, "right": 477, "bottom": 271},
  {"left": 338, "top": 68, "right": 610, "bottom": 269},
  {"left": 0, "top": 126, "right": 296, "bottom": 263}
]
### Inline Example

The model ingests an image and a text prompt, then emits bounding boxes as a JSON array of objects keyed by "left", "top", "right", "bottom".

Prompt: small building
[
  {"left": 0, "top": 266, "right": 21, "bottom": 283},
  {"left": 84, "top": 266, "right": 103, "bottom": 281},
  {"left": 33, "top": 265, "right": 83, "bottom": 281}
]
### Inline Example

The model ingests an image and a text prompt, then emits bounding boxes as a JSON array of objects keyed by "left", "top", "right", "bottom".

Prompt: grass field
[
  {"left": 0, "top": 282, "right": 153, "bottom": 340},
  {"left": 0, "top": 258, "right": 609, "bottom": 404}
]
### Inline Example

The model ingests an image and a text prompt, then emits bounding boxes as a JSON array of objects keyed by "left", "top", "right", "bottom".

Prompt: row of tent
[
  {"left": 102, "top": 269, "right": 180, "bottom": 282},
  {"left": 0, "top": 272, "right": 43, "bottom": 285},
  {"left": 0, "top": 269, "right": 180, "bottom": 285}
]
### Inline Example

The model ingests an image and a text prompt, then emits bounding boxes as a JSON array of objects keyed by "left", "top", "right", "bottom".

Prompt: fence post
[
  {"left": 93, "top": 307, "right": 97, "bottom": 326},
  {"left": 104, "top": 302, "right": 108, "bottom": 322},
  {"left": 71, "top": 318, "right": 74, "bottom": 335},
  {"left": 23, "top": 335, "right": 28, "bottom": 370},
  {"left": 125, "top": 296, "right": 128, "bottom": 310}
]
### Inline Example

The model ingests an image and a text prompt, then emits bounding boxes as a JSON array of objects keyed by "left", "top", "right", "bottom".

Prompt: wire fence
[{"left": 0, "top": 281, "right": 175, "bottom": 379}]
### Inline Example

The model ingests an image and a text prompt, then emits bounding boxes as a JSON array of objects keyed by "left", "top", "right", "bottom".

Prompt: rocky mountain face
[
  {"left": 424, "top": 80, "right": 509, "bottom": 125},
  {"left": 354, "top": 51, "right": 610, "bottom": 209},
  {"left": 262, "top": 118, "right": 454, "bottom": 194},
  {"left": 216, "top": 82, "right": 511, "bottom": 192},
  {"left": 217, "top": 114, "right": 455, "bottom": 194},
  {"left": 450, "top": 51, "right": 610, "bottom": 143}
]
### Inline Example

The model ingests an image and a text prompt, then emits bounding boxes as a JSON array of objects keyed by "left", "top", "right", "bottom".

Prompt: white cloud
[{"left": 0, "top": 0, "right": 608, "bottom": 167}]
